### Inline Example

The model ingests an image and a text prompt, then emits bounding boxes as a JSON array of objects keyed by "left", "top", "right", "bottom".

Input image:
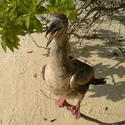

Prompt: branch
[
  {"left": 69, "top": 32, "right": 99, "bottom": 39},
  {"left": 84, "top": 3, "right": 125, "bottom": 19}
]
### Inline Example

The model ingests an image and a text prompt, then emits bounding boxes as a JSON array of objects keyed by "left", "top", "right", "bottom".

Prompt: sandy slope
[{"left": 0, "top": 31, "right": 125, "bottom": 125}]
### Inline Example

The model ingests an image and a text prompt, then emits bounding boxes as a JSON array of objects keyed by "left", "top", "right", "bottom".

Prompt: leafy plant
[{"left": 0, "top": 0, "right": 75, "bottom": 52}]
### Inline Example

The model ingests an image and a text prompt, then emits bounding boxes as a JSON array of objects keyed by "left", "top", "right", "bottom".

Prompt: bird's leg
[
  {"left": 55, "top": 98, "right": 67, "bottom": 107},
  {"left": 55, "top": 98, "right": 81, "bottom": 119},
  {"left": 67, "top": 94, "right": 84, "bottom": 119}
]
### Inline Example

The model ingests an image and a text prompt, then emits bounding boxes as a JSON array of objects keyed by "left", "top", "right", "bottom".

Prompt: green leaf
[
  {"left": 46, "top": 0, "right": 76, "bottom": 19},
  {"left": 32, "top": 0, "right": 37, "bottom": 9},
  {"left": 25, "top": 15, "right": 30, "bottom": 29},
  {"left": 1, "top": 40, "right": 7, "bottom": 52},
  {"left": 35, "top": 5, "right": 48, "bottom": 14},
  {"left": 6, "top": 40, "right": 14, "bottom": 52},
  {"left": 0, "top": 0, "right": 76, "bottom": 52}
]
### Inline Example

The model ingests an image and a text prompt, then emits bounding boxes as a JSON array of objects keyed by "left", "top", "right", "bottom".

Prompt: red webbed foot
[
  {"left": 67, "top": 105, "right": 80, "bottom": 119},
  {"left": 55, "top": 98, "right": 67, "bottom": 107}
]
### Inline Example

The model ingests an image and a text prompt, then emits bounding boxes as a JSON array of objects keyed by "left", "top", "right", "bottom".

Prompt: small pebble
[
  {"left": 27, "top": 51, "right": 34, "bottom": 53},
  {"left": 105, "top": 107, "right": 108, "bottom": 111},
  {"left": 50, "top": 119, "right": 57, "bottom": 123},
  {"left": 43, "top": 117, "right": 48, "bottom": 121},
  {"left": 34, "top": 73, "right": 37, "bottom": 78}
]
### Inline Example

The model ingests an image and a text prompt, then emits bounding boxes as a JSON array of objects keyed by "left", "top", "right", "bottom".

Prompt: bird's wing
[
  {"left": 42, "top": 64, "right": 46, "bottom": 80},
  {"left": 69, "top": 57, "right": 94, "bottom": 94}
]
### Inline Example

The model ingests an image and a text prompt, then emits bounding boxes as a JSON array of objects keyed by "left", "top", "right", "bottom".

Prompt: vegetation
[
  {"left": 0, "top": 0, "right": 75, "bottom": 52},
  {"left": 0, "top": 0, "right": 125, "bottom": 52}
]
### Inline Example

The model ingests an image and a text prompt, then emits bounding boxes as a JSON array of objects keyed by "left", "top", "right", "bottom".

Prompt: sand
[{"left": 0, "top": 22, "right": 125, "bottom": 125}]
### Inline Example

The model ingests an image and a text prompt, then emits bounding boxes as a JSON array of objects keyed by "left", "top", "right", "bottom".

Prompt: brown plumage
[{"left": 42, "top": 13, "right": 106, "bottom": 119}]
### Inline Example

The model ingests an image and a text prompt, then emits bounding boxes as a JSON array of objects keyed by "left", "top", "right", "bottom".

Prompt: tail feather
[{"left": 89, "top": 78, "right": 106, "bottom": 85}]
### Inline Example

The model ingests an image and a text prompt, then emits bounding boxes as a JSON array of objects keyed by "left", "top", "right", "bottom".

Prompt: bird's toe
[{"left": 55, "top": 98, "right": 67, "bottom": 107}]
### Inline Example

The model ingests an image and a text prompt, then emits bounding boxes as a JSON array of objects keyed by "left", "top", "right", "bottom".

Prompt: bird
[{"left": 42, "top": 13, "right": 106, "bottom": 119}]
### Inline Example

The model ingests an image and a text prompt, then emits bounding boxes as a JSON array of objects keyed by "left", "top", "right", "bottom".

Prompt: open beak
[{"left": 45, "top": 26, "right": 62, "bottom": 48}]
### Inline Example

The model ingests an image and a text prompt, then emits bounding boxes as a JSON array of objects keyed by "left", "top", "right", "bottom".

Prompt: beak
[{"left": 45, "top": 26, "right": 62, "bottom": 48}]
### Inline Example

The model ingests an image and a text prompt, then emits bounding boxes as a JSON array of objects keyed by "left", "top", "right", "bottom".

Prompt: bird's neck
[{"left": 50, "top": 30, "right": 69, "bottom": 65}]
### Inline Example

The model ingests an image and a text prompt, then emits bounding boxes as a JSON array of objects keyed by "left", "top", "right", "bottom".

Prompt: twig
[
  {"left": 84, "top": 3, "right": 125, "bottom": 19},
  {"left": 28, "top": 34, "right": 46, "bottom": 49},
  {"left": 69, "top": 32, "right": 99, "bottom": 39}
]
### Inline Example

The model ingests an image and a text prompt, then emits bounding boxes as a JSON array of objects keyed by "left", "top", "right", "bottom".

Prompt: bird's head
[{"left": 45, "top": 13, "right": 68, "bottom": 48}]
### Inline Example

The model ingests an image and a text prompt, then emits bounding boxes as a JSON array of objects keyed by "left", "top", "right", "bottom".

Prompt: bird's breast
[{"left": 44, "top": 64, "right": 71, "bottom": 96}]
